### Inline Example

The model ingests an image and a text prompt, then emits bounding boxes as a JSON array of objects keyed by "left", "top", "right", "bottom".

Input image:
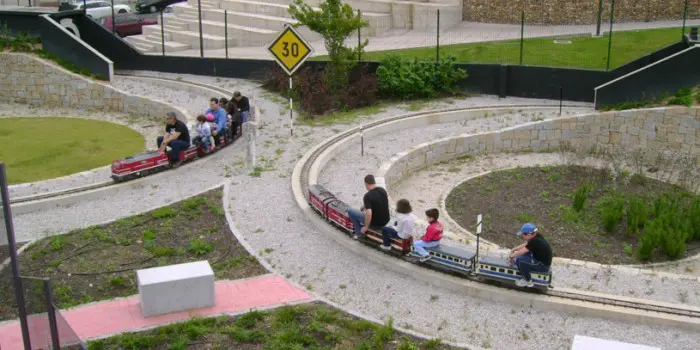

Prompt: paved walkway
[{"left": 0, "top": 274, "right": 313, "bottom": 350}]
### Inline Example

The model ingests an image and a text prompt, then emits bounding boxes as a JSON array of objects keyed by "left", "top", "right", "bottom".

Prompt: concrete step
[
  {"left": 173, "top": 7, "right": 322, "bottom": 41},
  {"left": 143, "top": 25, "right": 233, "bottom": 49},
  {"left": 125, "top": 34, "right": 191, "bottom": 53},
  {"left": 180, "top": 18, "right": 279, "bottom": 46}
]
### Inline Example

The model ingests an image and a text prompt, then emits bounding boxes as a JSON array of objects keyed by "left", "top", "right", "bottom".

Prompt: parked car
[
  {"left": 75, "top": 1, "right": 132, "bottom": 19},
  {"left": 135, "top": 0, "right": 184, "bottom": 14},
  {"left": 99, "top": 14, "right": 157, "bottom": 37}
]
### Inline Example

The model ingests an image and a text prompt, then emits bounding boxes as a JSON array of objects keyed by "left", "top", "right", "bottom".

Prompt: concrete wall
[
  {"left": 0, "top": 53, "right": 189, "bottom": 121},
  {"left": 379, "top": 106, "right": 700, "bottom": 189},
  {"left": 463, "top": 0, "right": 700, "bottom": 25}
]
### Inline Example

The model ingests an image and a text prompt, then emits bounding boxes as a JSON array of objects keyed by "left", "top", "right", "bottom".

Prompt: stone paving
[{"left": 0, "top": 275, "right": 313, "bottom": 349}]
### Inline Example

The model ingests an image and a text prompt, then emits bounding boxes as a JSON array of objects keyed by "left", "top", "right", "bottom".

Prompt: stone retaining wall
[
  {"left": 463, "top": 0, "right": 700, "bottom": 25},
  {"left": 379, "top": 106, "right": 700, "bottom": 189},
  {"left": 0, "top": 53, "right": 189, "bottom": 121}
]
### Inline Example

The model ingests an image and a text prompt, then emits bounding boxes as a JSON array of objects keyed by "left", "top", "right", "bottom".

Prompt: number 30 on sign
[{"left": 266, "top": 24, "right": 314, "bottom": 76}]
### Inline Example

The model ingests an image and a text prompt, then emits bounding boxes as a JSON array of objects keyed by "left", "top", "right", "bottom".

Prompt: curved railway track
[
  {"left": 294, "top": 105, "right": 700, "bottom": 322},
  {"left": 9, "top": 73, "right": 235, "bottom": 206}
]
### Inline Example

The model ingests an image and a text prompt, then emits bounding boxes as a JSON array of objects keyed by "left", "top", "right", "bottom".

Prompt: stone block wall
[
  {"left": 463, "top": 0, "right": 699, "bottom": 25},
  {"left": 0, "top": 53, "right": 189, "bottom": 122},
  {"left": 380, "top": 107, "right": 700, "bottom": 189}
]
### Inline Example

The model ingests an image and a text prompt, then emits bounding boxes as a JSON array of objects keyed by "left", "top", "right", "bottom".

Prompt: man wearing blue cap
[{"left": 508, "top": 223, "right": 552, "bottom": 287}]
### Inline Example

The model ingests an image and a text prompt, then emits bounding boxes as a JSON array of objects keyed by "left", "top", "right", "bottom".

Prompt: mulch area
[
  {"left": 445, "top": 165, "right": 698, "bottom": 265},
  {"left": 0, "top": 188, "right": 267, "bottom": 321}
]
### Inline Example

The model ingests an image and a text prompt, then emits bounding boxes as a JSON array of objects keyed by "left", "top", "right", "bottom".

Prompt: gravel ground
[
  {"left": 13, "top": 73, "right": 699, "bottom": 349},
  {"left": 390, "top": 152, "right": 700, "bottom": 307},
  {"left": 0, "top": 102, "right": 160, "bottom": 198}
]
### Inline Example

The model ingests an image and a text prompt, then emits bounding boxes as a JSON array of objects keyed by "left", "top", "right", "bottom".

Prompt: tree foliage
[{"left": 289, "top": 0, "right": 368, "bottom": 89}]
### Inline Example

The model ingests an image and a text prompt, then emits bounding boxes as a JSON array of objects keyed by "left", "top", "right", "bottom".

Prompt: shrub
[
  {"left": 637, "top": 219, "right": 661, "bottom": 260},
  {"left": 667, "top": 95, "right": 693, "bottom": 107},
  {"left": 376, "top": 55, "right": 467, "bottom": 99},
  {"left": 597, "top": 193, "right": 625, "bottom": 233},
  {"left": 625, "top": 195, "right": 648, "bottom": 235},
  {"left": 572, "top": 183, "right": 592, "bottom": 212},
  {"left": 685, "top": 197, "right": 700, "bottom": 240}
]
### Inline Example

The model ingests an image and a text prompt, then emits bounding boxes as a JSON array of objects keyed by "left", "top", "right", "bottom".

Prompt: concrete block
[
  {"left": 137, "top": 260, "right": 215, "bottom": 317},
  {"left": 571, "top": 335, "right": 660, "bottom": 350}
]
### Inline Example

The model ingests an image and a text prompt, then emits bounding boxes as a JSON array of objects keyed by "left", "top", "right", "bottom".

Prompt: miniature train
[
  {"left": 308, "top": 184, "right": 553, "bottom": 290},
  {"left": 111, "top": 130, "right": 237, "bottom": 182}
]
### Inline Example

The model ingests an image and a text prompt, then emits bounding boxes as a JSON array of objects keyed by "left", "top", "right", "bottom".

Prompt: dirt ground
[
  {"left": 0, "top": 188, "right": 267, "bottom": 322},
  {"left": 445, "top": 165, "right": 700, "bottom": 265}
]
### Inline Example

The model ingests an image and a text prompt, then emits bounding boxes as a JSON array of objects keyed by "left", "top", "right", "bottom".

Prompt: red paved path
[{"left": 0, "top": 274, "right": 313, "bottom": 350}]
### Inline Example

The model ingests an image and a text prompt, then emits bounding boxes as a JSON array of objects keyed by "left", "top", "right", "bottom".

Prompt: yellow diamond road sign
[{"left": 267, "top": 24, "right": 314, "bottom": 76}]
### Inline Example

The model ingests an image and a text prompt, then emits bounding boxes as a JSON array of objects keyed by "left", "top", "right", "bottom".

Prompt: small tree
[{"left": 289, "top": 0, "right": 368, "bottom": 90}]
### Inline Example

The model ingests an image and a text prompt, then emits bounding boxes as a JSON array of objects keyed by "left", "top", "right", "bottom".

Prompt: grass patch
[
  {"left": 0, "top": 188, "right": 266, "bottom": 321},
  {"left": 85, "top": 302, "right": 454, "bottom": 350},
  {"left": 315, "top": 27, "right": 684, "bottom": 71},
  {"left": 300, "top": 104, "right": 386, "bottom": 126},
  {"left": 0, "top": 118, "right": 143, "bottom": 184}
]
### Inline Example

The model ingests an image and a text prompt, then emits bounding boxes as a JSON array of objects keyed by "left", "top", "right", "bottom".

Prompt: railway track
[
  {"left": 8, "top": 73, "right": 235, "bottom": 207},
  {"left": 293, "top": 104, "right": 700, "bottom": 323}
]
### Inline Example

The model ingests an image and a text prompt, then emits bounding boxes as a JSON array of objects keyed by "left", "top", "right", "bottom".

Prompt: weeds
[{"left": 572, "top": 183, "right": 592, "bottom": 212}]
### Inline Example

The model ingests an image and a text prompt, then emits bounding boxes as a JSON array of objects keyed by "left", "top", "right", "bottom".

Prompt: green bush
[
  {"left": 597, "top": 193, "right": 625, "bottom": 233},
  {"left": 637, "top": 219, "right": 661, "bottom": 260},
  {"left": 685, "top": 197, "right": 700, "bottom": 240},
  {"left": 625, "top": 195, "right": 648, "bottom": 235},
  {"left": 667, "top": 95, "right": 693, "bottom": 107},
  {"left": 376, "top": 55, "right": 466, "bottom": 99},
  {"left": 572, "top": 183, "right": 592, "bottom": 212}
]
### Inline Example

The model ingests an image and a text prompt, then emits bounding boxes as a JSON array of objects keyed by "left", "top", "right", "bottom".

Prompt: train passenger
[
  {"left": 193, "top": 115, "right": 215, "bottom": 151},
  {"left": 413, "top": 208, "right": 443, "bottom": 262},
  {"left": 348, "top": 174, "right": 390, "bottom": 240},
  {"left": 232, "top": 91, "right": 250, "bottom": 124},
  {"left": 204, "top": 97, "right": 227, "bottom": 144},
  {"left": 225, "top": 99, "right": 240, "bottom": 139},
  {"left": 157, "top": 112, "right": 190, "bottom": 166},
  {"left": 508, "top": 223, "right": 552, "bottom": 288},
  {"left": 380, "top": 199, "right": 415, "bottom": 251}
]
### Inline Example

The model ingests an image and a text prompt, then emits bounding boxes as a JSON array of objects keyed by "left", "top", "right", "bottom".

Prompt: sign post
[{"left": 266, "top": 24, "right": 314, "bottom": 136}]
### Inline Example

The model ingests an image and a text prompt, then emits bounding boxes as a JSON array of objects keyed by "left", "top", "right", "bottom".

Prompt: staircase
[{"left": 125, "top": 0, "right": 462, "bottom": 54}]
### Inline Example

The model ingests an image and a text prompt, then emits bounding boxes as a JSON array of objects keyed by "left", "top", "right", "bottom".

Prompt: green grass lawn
[
  {"left": 316, "top": 27, "right": 686, "bottom": 70},
  {"left": 0, "top": 118, "right": 144, "bottom": 184}
]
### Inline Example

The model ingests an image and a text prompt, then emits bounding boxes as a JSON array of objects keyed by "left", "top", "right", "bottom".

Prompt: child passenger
[
  {"left": 195, "top": 115, "right": 215, "bottom": 151},
  {"left": 413, "top": 208, "right": 443, "bottom": 262},
  {"left": 380, "top": 199, "right": 415, "bottom": 251}
]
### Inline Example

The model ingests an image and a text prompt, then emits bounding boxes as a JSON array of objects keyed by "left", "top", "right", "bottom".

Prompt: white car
[{"left": 75, "top": 1, "right": 131, "bottom": 19}]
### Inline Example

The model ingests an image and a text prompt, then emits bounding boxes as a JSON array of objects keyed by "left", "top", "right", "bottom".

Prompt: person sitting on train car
[
  {"left": 508, "top": 223, "right": 552, "bottom": 288},
  {"left": 204, "top": 97, "right": 227, "bottom": 144},
  {"left": 157, "top": 112, "right": 190, "bottom": 165},
  {"left": 413, "top": 208, "right": 443, "bottom": 262},
  {"left": 348, "top": 174, "right": 390, "bottom": 240},
  {"left": 232, "top": 91, "right": 250, "bottom": 124},
  {"left": 226, "top": 99, "right": 241, "bottom": 139},
  {"left": 193, "top": 115, "right": 214, "bottom": 151},
  {"left": 380, "top": 199, "right": 415, "bottom": 251}
]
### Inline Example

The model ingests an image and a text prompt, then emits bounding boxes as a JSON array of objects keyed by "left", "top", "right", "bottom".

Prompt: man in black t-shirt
[
  {"left": 348, "top": 174, "right": 390, "bottom": 240},
  {"left": 508, "top": 223, "right": 552, "bottom": 288},
  {"left": 157, "top": 112, "right": 190, "bottom": 165}
]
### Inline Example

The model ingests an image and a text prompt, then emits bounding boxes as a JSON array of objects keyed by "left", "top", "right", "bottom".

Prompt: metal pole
[
  {"left": 595, "top": 0, "right": 603, "bottom": 36},
  {"left": 0, "top": 163, "right": 31, "bottom": 350},
  {"left": 357, "top": 9, "right": 361, "bottom": 63},
  {"left": 559, "top": 86, "right": 563, "bottom": 116},
  {"left": 160, "top": 10, "right": 165, "bottom": 56},
  {"left": 289, "top": 75, "right": 293, "bottom": 136},
  {"left": 197, "top": 0, "right": 204, "bottom": 58},
  {"left": 436, "top": 9, "right": 440, "bottom": 63},
  {"left": 110, "top": 0, "right": 116, "bottom": 34},
  {"left": 225, "top": 10, "right": 228, "bottom": 59},
  {"left": 519, "top": 11, "right": 525, "bottom": 65},
  {"left": 83, "top": 0, "right": 87, "bottom": 14},
  {"left": 606, "top": 0, "right": 615, "bottom": 71},
  {"left": 475, "top": 214, "right": 482, "bottom": 263},
  {"left": 682, "top": 0, "right": 689, "bottom": 39},
  {"left": 360, "top": 123, "right": 364, "bottom": 156},
  {"left": 44, "top": 279, "right": 61, "bottom": 350}
]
